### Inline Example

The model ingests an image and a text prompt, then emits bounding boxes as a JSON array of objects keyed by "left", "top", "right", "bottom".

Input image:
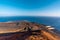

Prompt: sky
[{"left": 0, "top": 0, "right": 60, "bottom": 17}]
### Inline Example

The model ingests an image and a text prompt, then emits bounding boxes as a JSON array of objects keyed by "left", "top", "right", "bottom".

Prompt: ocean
[{"left": 0, "top": 16, "right": 60, "bottom": 31}]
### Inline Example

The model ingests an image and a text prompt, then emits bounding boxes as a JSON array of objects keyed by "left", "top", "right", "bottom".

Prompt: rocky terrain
[{"left": 0, "top": 21, "right": 60, "bottom": 40}]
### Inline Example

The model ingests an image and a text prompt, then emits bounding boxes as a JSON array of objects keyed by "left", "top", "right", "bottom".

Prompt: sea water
[{"left": 0, "top": 16, "right": 60, "bottom": 31}]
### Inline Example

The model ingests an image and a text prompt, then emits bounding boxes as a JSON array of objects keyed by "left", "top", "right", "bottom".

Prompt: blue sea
[{"left": 0, "top": 16, "right": 60, "bottom": 31}]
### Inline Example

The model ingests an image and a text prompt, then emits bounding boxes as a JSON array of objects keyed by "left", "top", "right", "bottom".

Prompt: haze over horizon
[{"left": 0, "top": 0, "right": 60, "bottom": 17}]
